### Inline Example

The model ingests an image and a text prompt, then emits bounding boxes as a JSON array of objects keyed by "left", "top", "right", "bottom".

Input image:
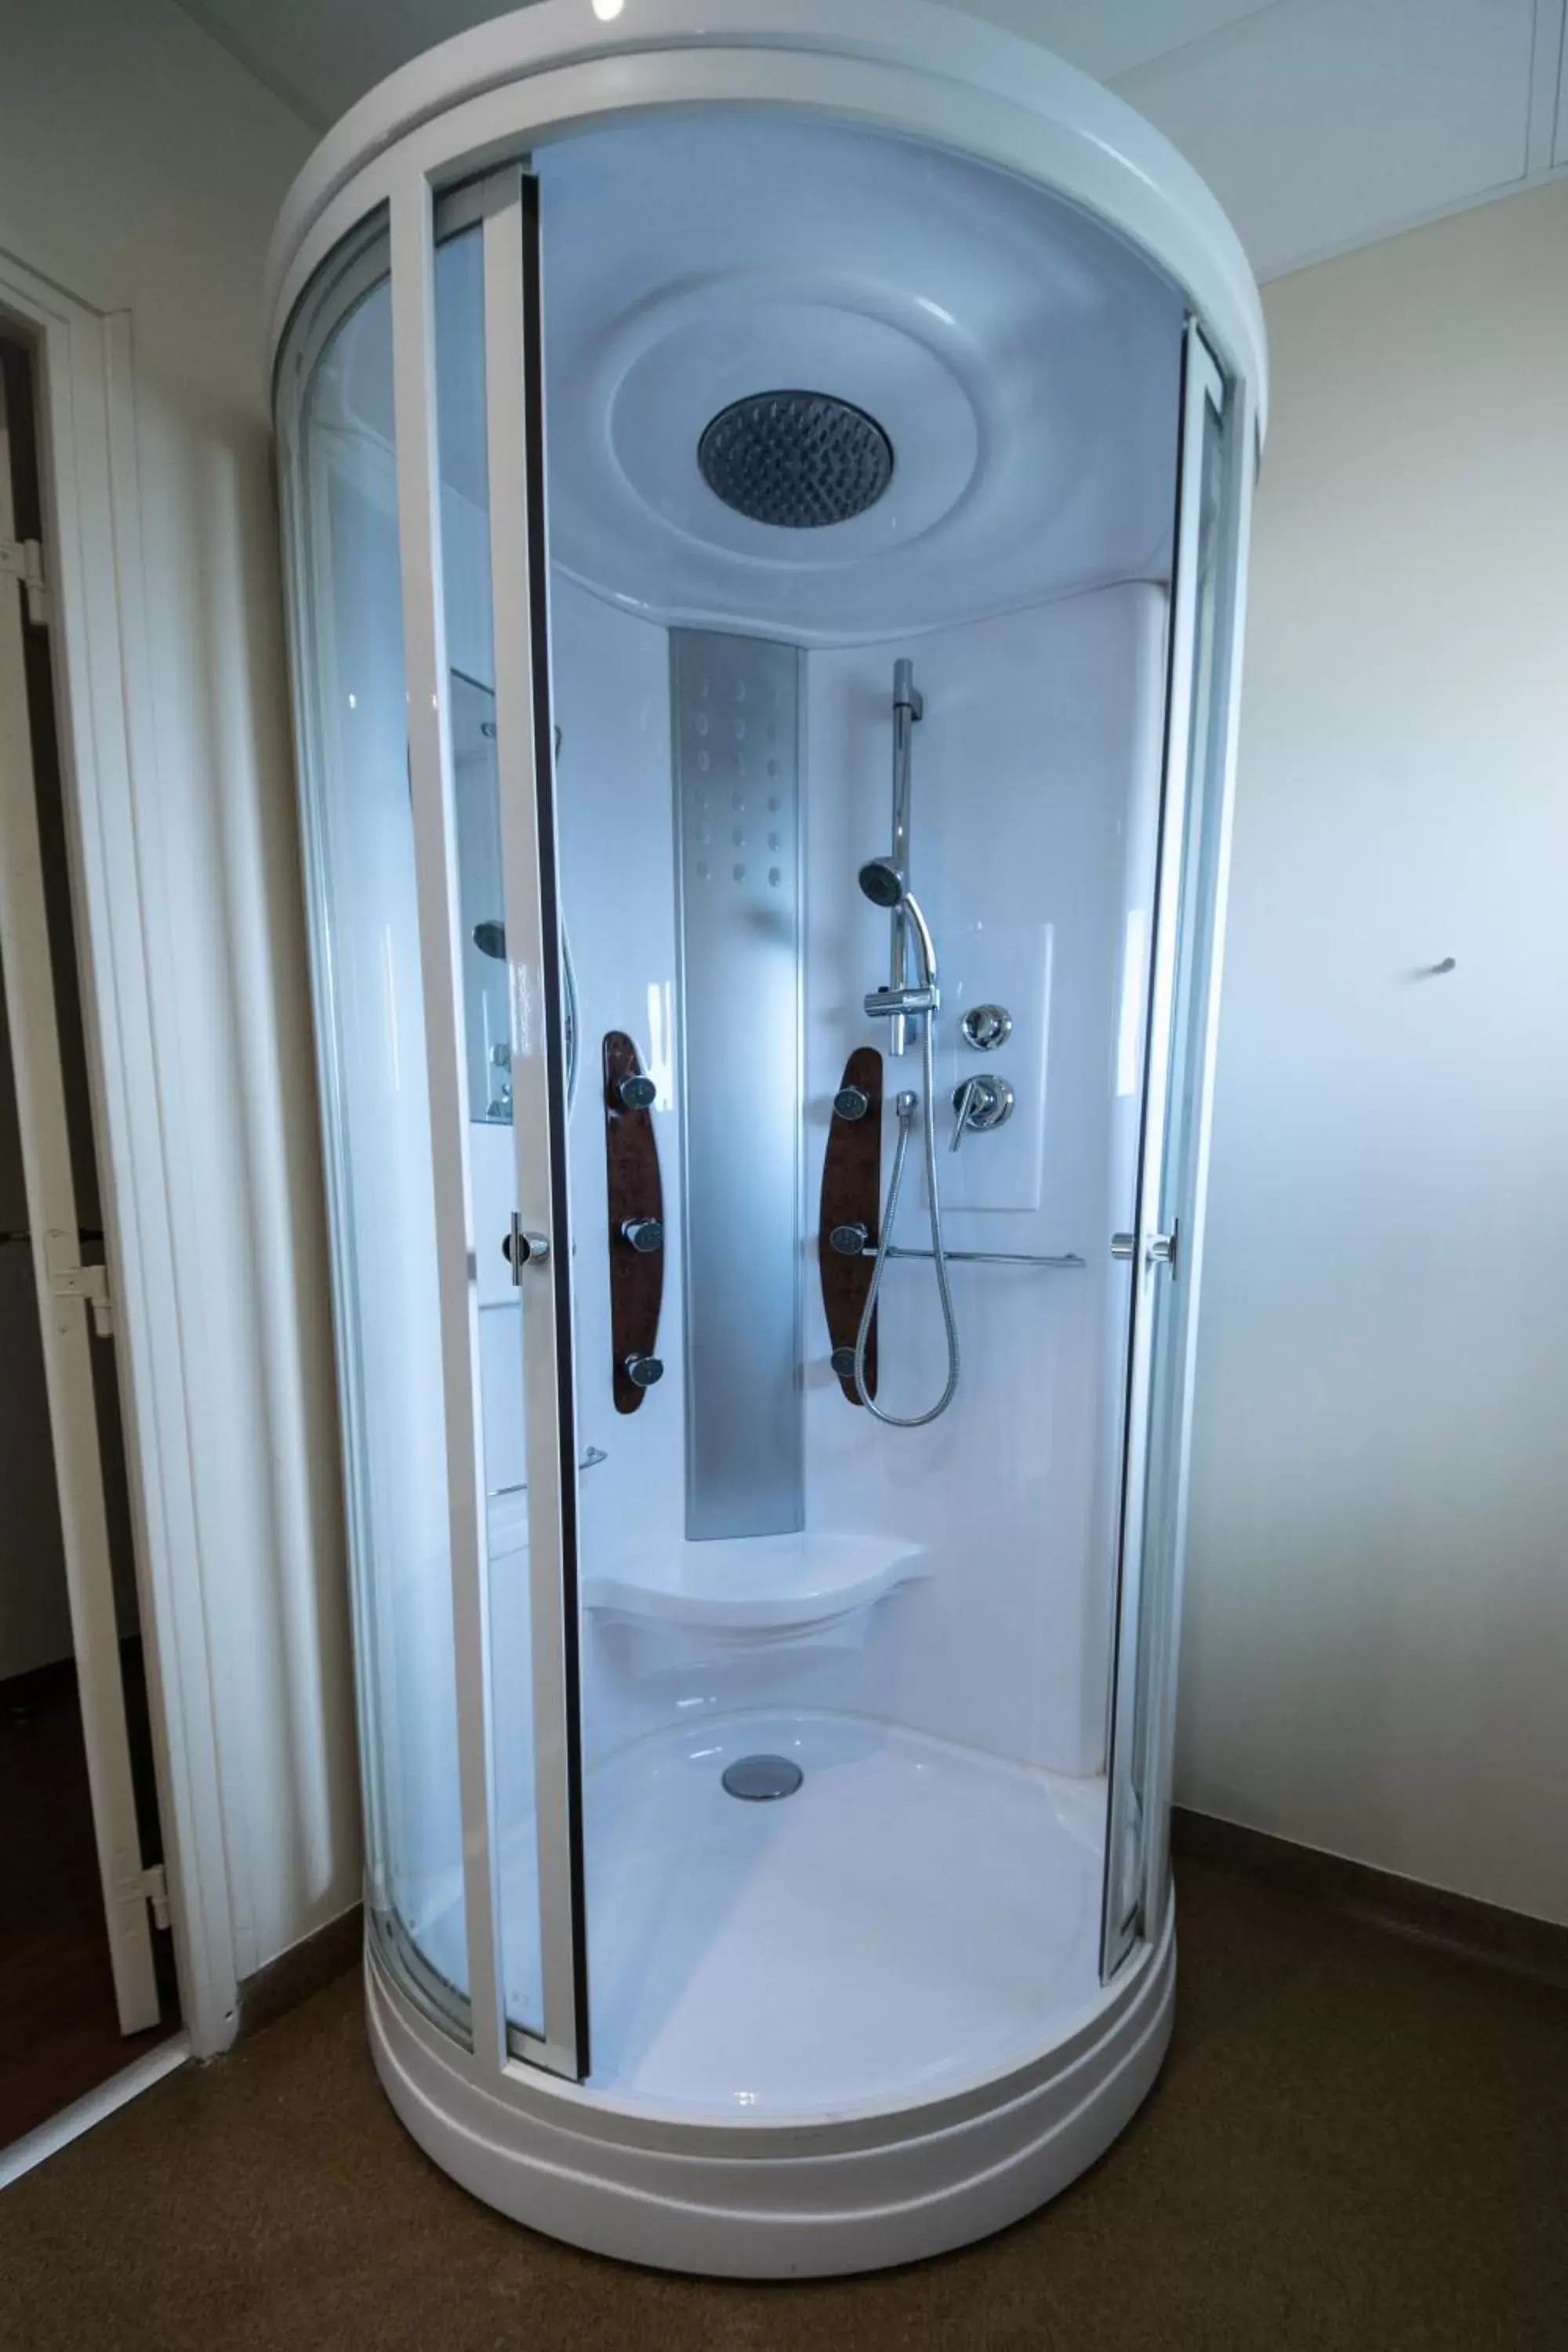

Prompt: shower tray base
[
  {"left": 368, "top": 1711, "right": 1175, "bottom": 2276},
  {"left": 368, "top": 1899, "right": 1174, "bottom": 2278}
]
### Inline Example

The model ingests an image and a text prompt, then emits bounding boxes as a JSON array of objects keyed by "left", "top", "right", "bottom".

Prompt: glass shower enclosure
[{"left": 270, "top": 0, "right": 1262, "bottom": 2278}]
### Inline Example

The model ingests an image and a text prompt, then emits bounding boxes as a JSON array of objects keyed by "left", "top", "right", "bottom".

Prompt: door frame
[
  {"left": 1, "top": 337, "right": 161, "bottom": 2031},
  {"left": 480, "top": 165, "right": 590, "bottom": 2080},
  {"left": 1101, "top": 320, "right": 1254, "bottom": 1980},
  {"left": 385, "top": 160, "right": 590, "bottom": 2082},
  {"left": 0, "top": 252, "right": 238, "bottom": 2056}
]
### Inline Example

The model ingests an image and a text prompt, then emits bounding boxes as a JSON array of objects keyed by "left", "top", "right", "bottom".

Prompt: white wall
[
  {"left": 0, "top": 0, "right": 359, "bottom": 1985},
  {"left": 1179, "top": 181, "right": 1568, "bottom": 1929}
]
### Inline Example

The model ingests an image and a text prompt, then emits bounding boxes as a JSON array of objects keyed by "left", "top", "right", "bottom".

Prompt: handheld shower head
[
  {"left": 858, "top": 858, "right": 938, "bottom": 994},
  {"left": 857, "top": 857, "right": 906, "bottom": 911}
]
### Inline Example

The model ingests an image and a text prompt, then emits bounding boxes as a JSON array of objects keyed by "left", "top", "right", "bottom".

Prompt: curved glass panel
[
  {"left": 1122, "top": 361, "right": 1238, "bottom": 1955},
  {"left": 281, "top": 241, "right": 469, "bottom": 2036}
]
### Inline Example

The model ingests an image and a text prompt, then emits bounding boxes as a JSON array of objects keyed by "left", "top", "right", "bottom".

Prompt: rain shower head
[
  {"left": 857, "top": 858, "right": 906, "bottom": 910},
  {"left": 698, "top": 390, "right": 893, "bottom": 528}
]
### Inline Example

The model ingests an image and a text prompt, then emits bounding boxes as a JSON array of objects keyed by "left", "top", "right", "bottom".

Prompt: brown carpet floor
[
  {"left": 0, "top": 1658, "right": 172, "bottom": 2147},
  {"left": 2, "top": 1855, "right": 1566, "bottom": 2350}
]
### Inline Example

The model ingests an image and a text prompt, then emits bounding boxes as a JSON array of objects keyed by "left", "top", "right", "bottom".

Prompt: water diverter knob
[
  {"left": 619, "top": 1217, "right": 664, "bottom": 1254},
  {"left": 829, "top": 1221, "right": 870, "bottom": 1258},
  {"left": 960, "top": 1003, "right": 1012, "bottom": 1051},
  {"left": 833, "top": 1084, "right": 871, "bottom": 1122},
  {"left": 614, "top": 1071, "right": 657, "bottom": 1111},
  {"left": 623, "top": 1352, "right": 664, "bottom": 1389}
]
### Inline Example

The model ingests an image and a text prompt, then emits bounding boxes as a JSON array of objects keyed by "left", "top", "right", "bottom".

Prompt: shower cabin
[{"left": 268, "top": 0, "right": 1263, "bottom": 2278}]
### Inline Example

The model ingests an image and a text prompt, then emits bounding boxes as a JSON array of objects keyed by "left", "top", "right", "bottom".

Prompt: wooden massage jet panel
[
  {"left": 818, "top": 1047, "right": 883, "bottom": 1403},
  {"left": 602, "top": 1033, "right": 665, "bottom": 1413}
]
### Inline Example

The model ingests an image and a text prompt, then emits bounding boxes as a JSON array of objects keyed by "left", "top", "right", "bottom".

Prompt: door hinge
[
  {"left": 139, "top": 1863, "right": 172, "bottom": 1931},
  {"left": 42, "top": 1227, "right": 114, "bottom": 1335},
  {"left": 0, "top": 534, "right": 48, "bottom": 626},
  {"left": 1147, "top": 1221, "right": 1180, "bottom": 1274}
]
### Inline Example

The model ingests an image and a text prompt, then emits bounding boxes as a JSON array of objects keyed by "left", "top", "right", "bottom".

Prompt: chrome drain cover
[{"left": 722, "top": 1754, "right": 804, "bottom": 1802}]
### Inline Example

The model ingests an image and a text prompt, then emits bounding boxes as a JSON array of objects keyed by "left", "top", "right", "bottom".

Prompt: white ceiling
[{"left": 180, "top": 0, "right": 1568, "bottom": 280}]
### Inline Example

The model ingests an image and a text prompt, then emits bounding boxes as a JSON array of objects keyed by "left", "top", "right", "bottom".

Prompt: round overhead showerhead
[
  {"left": 858, "top": 858, "right": 907, "bottom": 910},
  {"left": 698, "top": 390, "right": 894, "bottom": 528}
]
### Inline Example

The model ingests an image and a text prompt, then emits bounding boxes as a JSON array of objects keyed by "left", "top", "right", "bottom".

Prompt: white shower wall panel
[
  {"left": 455, "top": 564, "right": 1168, "bottom": 1793},
  {"left": 804, "top": 585, "right": 1169, "bottom": 1777}
]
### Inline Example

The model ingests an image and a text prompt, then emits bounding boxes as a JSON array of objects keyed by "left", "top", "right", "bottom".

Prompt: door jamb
[{"left": 0, "top": 248, "right": 240, "bottom": 2056}]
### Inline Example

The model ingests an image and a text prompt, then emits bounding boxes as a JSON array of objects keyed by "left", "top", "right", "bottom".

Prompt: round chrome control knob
[
  {"left": 833, "top": 1085, "right": 871, "bottom": 1121},
  {"left": 619, "top": 1217, "right": 664, "bottom": 1254},
  {"left": 829, "top": 1222, "right": 870, "bottom": 1257},
  {"left": 829, "top": 1345, "right": 858, "bottom": 1379},
  {"left": 960, "top": 1003, "right": 1012, "bottom": 1051},
  {"left": 623, "top": 1352, "right": 664, "bottom": 1389},
  {"left": 614, "top": 1072, "right": 656, "bottom": 1111}
]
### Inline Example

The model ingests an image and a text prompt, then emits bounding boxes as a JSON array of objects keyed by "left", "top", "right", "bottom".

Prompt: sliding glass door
[
  {"left": 387, "top": 162, "right": 587, "bottom": 2079},
  {"left": 280, "top": 162, "right": 588, "bottom": 2081},
  {"left": 1102, "top": 323, "right": 1247, "bottom": 1978}
]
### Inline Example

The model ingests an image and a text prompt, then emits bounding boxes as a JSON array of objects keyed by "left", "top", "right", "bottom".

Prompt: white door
[{"left": 0, "top": 352, "right": 163, "bottom": 2034}]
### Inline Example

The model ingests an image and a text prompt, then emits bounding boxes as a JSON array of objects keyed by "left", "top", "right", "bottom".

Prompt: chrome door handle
[
  {"left": 504, "top": 1218, "right": 551, "bottom": 1279},
  {"left": 1111, "top": 1227, "right": 1178, "bottom": 1270}
]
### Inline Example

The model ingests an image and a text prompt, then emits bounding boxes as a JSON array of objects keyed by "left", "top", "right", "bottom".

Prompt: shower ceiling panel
[{"left": 537, "top": 114, "right": 1184, "bottom": 644}]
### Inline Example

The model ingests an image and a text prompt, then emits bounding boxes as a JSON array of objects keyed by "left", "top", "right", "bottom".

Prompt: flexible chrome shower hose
[{"left": 852, "top": 1012, "right": 960, "bottom": 1426}]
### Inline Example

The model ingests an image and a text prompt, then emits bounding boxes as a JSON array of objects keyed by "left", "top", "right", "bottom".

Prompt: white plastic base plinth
[{"left": 365, "top": 1915, "right": 1174, "bottom": 2278}]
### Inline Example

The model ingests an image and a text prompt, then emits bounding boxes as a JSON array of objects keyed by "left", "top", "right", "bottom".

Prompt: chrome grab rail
[
  {"left": 861, "top": 1244, "right": 1084, "bottom": 1269},
  {"left": 488, "top": 1446, "right": 608, "bottom": 1503}
]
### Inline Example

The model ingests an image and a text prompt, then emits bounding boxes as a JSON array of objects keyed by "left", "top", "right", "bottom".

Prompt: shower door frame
[
  {"left": 1100, "top": 319, "right": 1254, "bottom": 1981},
  {"left": 387, "top": 158, "right": 589, "bottom": 2084},
  {"left": 477, "top": 162, "right": 591, "bottom": 2082}
]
